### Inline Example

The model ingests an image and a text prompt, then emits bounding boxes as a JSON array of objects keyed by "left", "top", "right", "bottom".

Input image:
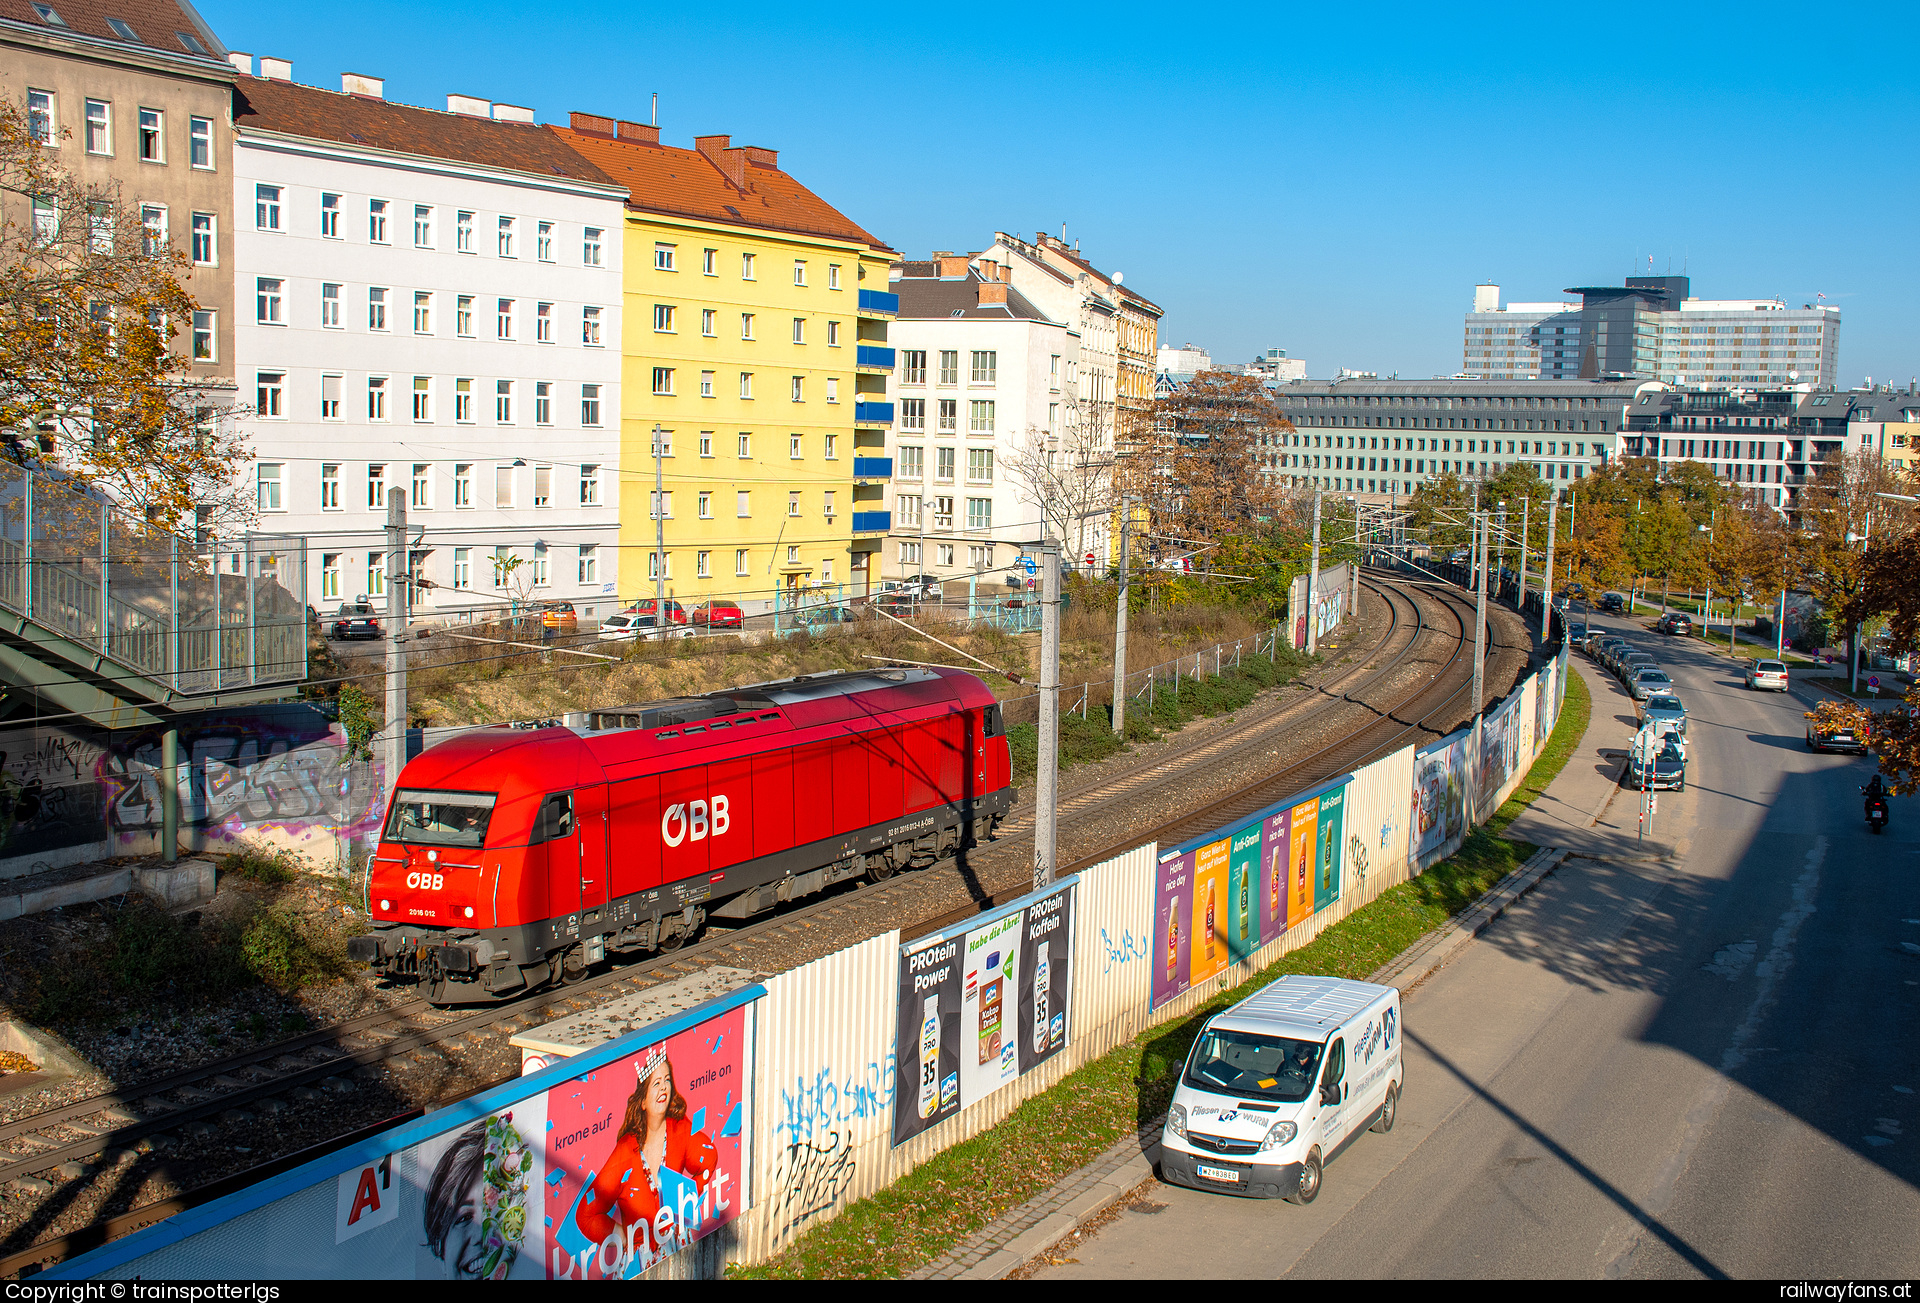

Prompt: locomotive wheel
[
  {"left": 559, "top": 945, "right": 588, "bottom": 984},
  {"left": 866, "top": 856, "right": 897, "bottom": 882}
]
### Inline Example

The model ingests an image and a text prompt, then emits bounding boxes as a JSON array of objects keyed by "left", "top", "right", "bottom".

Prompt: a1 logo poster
[{"left": 1188, "top": 837, "right": 1229, "bottom": 987}]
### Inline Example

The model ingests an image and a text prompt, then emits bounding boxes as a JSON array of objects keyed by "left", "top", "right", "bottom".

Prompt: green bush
[
  {"left": 240, "top": 903, "right": 349, "bottom": 990},
  {"left": 223, "top": 844, "right": 302, "bottom": 885}
]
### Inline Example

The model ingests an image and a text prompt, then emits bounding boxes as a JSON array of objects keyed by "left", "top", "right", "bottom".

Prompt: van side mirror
[{"left": 1320, "top": 1081, "right": 1340, "bottom": 1106}]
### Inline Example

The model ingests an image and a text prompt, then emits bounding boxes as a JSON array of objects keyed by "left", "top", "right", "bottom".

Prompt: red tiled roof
[
  {"left": 0, "top": 0, "right": 227, "bottom": 63},
  {"left": 550, "top": 124, "right": 890, "bottom": 252},
  {"left": 233, "top": 77, "right": 617, "bottom": 186}
]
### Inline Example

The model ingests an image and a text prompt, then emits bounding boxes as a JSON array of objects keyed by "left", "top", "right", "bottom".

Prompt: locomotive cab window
[
  {"left": 385, "top": 789, "right": 496, "bottom": 848},
  {"left": 983, "top": 702, "right": 1006, "bottom": 738},
  {"left": 530, "top": 792, "right": 574, "bottom": 843}
]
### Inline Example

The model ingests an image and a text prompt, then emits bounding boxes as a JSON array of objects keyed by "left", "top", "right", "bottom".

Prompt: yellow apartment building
[{"left": 551, "top": 114, "right": 897, "bottom": 609}]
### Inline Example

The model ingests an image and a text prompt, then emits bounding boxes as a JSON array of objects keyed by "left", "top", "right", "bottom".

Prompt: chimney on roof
[
  {"left": 568, "top": 111, "right": 615, "bottom": 136},
  {"left": 447, "top": 93, "right": 491, "bottom": 118},
  {"left": 342, "top": 73, "right": 384, "bottom": 99},
  {"left": 978, "top": 281, "right": 1008, "bottom": 307},
  {"left": 258, "top": 56, "right": 291, "bottom": 81},
  {"left": 491, "top": 103, "right": 534, "bottom": 123},
  {"left": 227, "top": 51, "right": 252, "bottom": 74},
  {"left": 743, "top": 145, "right": 778, "bottom": 169},
  {"left": 694, "top": 135, "right": 745, "bottom": 187},
  {"left": 936, "top": 255, "right": 969, "bottom": 279},
  {"left": 931, "top": 250, "right": 953, "bottom": 259},
  {"left": 617, "top": 120, "right": 660, "bottom": 144}
]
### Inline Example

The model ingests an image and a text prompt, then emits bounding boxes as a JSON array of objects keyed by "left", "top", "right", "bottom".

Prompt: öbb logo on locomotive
[{"left": 347, "top": 669, "right": 1016, "bottom": 1006}]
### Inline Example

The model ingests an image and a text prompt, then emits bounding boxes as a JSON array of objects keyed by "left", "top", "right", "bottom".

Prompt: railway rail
[{"left": 0, "top": 567, "right": 1525, "bottom": 1276}]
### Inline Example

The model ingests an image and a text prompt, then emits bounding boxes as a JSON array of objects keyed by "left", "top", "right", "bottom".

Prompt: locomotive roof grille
[{"left": 581, "top": 669, "right": 939, "bottom": 733}]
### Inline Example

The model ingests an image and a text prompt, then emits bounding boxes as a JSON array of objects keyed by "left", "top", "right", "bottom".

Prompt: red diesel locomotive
[{"left": 348, "top": 668, "right": 1014, "bottom": 1004}]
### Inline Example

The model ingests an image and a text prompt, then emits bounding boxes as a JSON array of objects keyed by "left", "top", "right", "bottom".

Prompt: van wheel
[
  {"left": 1286, "top": 1149, "right": 1322, "bottom": 1205},
  {"left": 1370, "top": 1084, "right": 1399, "bottom": 1133}
]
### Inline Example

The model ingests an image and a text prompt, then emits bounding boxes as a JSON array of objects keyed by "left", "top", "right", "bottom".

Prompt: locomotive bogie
[{"left": 351, "top": 669, "right": 1015, "bottom": 1005}]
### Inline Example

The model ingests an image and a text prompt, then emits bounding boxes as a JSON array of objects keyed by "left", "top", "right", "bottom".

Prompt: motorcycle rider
[{"left": 1864, "top": 773, "right": 1889, "bottom": 823}]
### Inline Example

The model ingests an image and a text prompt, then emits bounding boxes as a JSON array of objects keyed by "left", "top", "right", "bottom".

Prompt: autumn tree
[
  {"left": 1133, "top": 371, "right": 1291, "bottom": 546},
  {"left": 1793, "top": 449, "right": 1914, "bottom": 669},
  {"left": 1, "top": 96, "right": 246, "bottom": 532}
]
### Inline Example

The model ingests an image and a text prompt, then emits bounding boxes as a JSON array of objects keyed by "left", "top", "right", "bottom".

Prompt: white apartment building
[
  {"left": 883, "top": 257, "right": 1081, "bottom": 582},
  {"left": 1466, "top": 277, "right": 1840, "bottom": 389},
  {"left": 229, "top": 63, "right": 626, "bottom": 619}
]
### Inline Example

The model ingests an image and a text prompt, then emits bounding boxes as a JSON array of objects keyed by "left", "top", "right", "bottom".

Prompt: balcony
[
  {"left": 852, "top": 457, "right": 893, "bottom": 479},
  {"left": 854, "top": 401, "right": 894, "bottom": 427},
  {"left": 858, "top": 288, "right": 899, "bottom": 318},
  {"left": 856, "top": 345, "right": 896, "bottom": 371},
  {"left": 851, "top": 511, "right": 892, "bottom": 534}
]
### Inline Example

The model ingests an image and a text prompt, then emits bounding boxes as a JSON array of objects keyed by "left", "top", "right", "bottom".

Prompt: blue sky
[{"left": 201, "top": 0, "right": 1920, "bottom": 387}]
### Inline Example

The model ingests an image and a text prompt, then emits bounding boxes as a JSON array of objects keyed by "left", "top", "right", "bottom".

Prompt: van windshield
[
  {"left": 1184, "top": 1028, "right": 1323, "bottom": 1103},
  {"left": 384, "top": 789, "right": 497, "bottom": 848}
]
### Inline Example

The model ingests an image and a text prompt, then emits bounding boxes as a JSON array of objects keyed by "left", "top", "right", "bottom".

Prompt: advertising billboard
[{"left": 1411, "top": 728, "right": 1468, "bottom": 870}]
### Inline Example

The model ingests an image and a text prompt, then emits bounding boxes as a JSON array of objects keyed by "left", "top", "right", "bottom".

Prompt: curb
[{"left": 925, "top": 843, "right": 1572, "bottom": 1279}]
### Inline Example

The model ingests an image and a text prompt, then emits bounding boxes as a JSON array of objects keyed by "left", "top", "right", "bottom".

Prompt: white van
[{"left": 1160, "top": 975, "right": 1401, "bottom": 1203}]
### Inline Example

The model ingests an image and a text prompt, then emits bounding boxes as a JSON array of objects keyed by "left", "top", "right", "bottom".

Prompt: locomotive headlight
[
  {"left": 427, "top": 849, "right": 438, "bottom": 863},
  {"left": 464, "top": 906, "right": 474, "bottom": 918},
  {"left": 379, "top": 899, "right": 390, "bottom": 912}
]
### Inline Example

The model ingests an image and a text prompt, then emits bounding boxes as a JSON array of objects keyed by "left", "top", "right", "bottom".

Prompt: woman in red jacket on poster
[{"left": 574, "top": 1045, "right": 717, "bottom": 1261}]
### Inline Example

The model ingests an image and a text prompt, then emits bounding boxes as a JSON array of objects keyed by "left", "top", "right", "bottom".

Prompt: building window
[
  {"left": 452, "top": 548, "right": 471, "bottom": 589},
  {"left": 536, "top": 382, "right": 552, "bottom": 426},
  {"left": 411, "top": 462, "right": 431, "bottom": 508},
  {"left": 368, "top": 286, "right": 388, "bottom": 331},
  {"left": 789, "top": 434, "right": 803, "bottom": 459},
  {"left": 899, "top": 398, "right": 926, "bottom": 431},
  {"left": 824, "top": 433, "right": 837, "bottom": 459},
  {"left": 652, "top": 367, "right": 674, "bottom": 396},
  {"left": 787, "top": 491, "right": 801, "bottom": 517},
  {"left": 579, "top": 464, "right": 600, "bottom": 505},
  {"left": 137, "top": 107, "right": 162, "bottom": 161},
  {"left": 494, "top": 466, "right": 514, "bottom": 508},
  {"left": 189, "top": 115, "right": 211, "bottom": 168},
  {"left": 536, "top": 221, "right": 553, "bottom": 261},
  {"left": 256, "top": 278, "right": 283, "bottom": 325},
  {"left": 971, "top": 351, "right": 997, "bottom": 383},
  {"left": 496, "top": 380, "right": 514, "bottom": 424},
  {"left": 741, "top": 313, "right": 755, "bottom": 340},
  {"left": 255, "top": 371, "right": 284, "bottom": 418},
  {"left": 367, "top": 378, "right": 388, "bottom": 421},
  {"left": 792, "top": 317, "right": 805, "bottom": 344},
  {"left": 823, "top": 490, "right": 835, "bottom": 517},
  {"left": 578, "top": 545, "right": 598, "bottom": 584},
  {"left": 654, "top": 241, "right": 674, "bottom": 270},
  {"left": 311, "top": 282, "right": 338, "bottom": 328},
  {"left": 27, "top": 90, "right": 54, "bottom": 145},
  {"left": 581, "top": 384, "right": 601, "bottom": 426},
  {"left": 827, "top": 320, "right": 840, "bottom": 346},
  {"left": 825, "top": 377, "right": 838, "bottom": 403},
  {"left": 84, "top": 99, "right": 110, "bottom": 154},
  {"left": 491, "top": 547, "right": 511, "bottom": 587},
  {"left": 969, "top": 400, "right": 995, "bottom": 434},
  {"left": 698, "top": 432, "right": 713, "bottom": 457},
  {"left": 902, "top": 350, "right": 926, "bottom": 384},
  {"left": 455, "top": 211, "right": 474, "bottom": 252},
  {"left": 583, "top": 306, "right": 602, "bottom": 345},
  {"left": 697, "top": 491, "right": 712, "bottom": 519},
  {"left": 736, "top": 490, "right": 751, "bottom": 517},
  {"left": 653, "top": 303, "right": 675, "bottom": 333},
  {"left": 828, "top": 263, "right": 841, "bottom": 290},
  {"left": 456, "top": 295, "right": 475, "bottom": 336},
  {"left": 647, "top": 552, "right": 668, "bottom": 581},
  {"left": 735, "top": 549, "right": 749, "bottom": 575},
  {"left": 938, "top": 350, "right": 959, "bottom": 385},
  {"left": 739, "top": 373, "right": 753, "bottom": 399},
  {"left": 936, "top": 544, "right": 954, "bottom": 567},
  {"left": 190, "top": 212, "right": 215, "bottom": 264},
  {"left": 700, "top": 371, "right": 715, "bottom": 397},
  {"left": 412, "top": 376, "right": 432, "bottom": 422},
  {"left": 496, "top": 298, "right": 514, "bottom": 340},
  {"left": 454, "top": 378, "right": 473, "bottom": 422},
  {"left": 535, "top": 302, "right": 553, "bottom": 343},
  {"left": 897, "top": 493, "right": 921, "bottom": 526},
  {"left": 320, "top": 463, "right": 341, "bottom": 509},
  {"left": 737, "top": 433, "right": 751, "bottom": 458},
  {"left": 320, "top": 553, "right": 341, "bottom": 600},
  {"left": 366, "top": 464, "right": 387, "bottom": 509},
  {"left": 368, "top": 198, "right": 388, "bottom": 243},
  {"left": 190, "top": 310, "right": 214, "bottom": 360},
  {"left": 968, "top": 448, "right": 993, "bottom": 482},
  {"left": 790, "top": 376, "right": 803, "bottom": 402},
  {"left": 786, "top": 546, "right": 800, "bottom": 566},
  {"left": 935, "top": 447, "right": 955, "bottom": 482},
  {"left": 938, "top": 399, "right": 957, "bottom": 432},
  {"left": 701, "top": 309, "right": 716, "bottom": 337},
  {"left": 741, "top": 252, "right": 755, "bottom": 279},
  {"left": 413, "top": 204, "right": 432, "bottom": 247},
  {"left": 497, "top": 215, "right": 515, "bottom": 258},
  {"left": 453, "top": 463, "right": 472, "bottom": 508},
  {"left": 583, "top": 228, "right": 603, "bottom": 266},
  {"left": 932, "top": 495, "right": 953, "bottom": 528},
  {"left": 533, "top": 464, "right": 551, "bottom": 507},
  {"left": 793, "top": 260, "right": 807, "bottom": 286},
  {"left": 898, "top": 446, "right": 923, "bottom": 479},
  {"left": 255, "top": 184, "right": 280, "bottom": 230},
  {"left": 366, "top": 551, "right": 386, "bottom": 598},
  {"left": 413, "top": 291, "right": 432, "bottom": 334},
  {"left": 320, "top": 374, "right": 342, "bottom": 421}
]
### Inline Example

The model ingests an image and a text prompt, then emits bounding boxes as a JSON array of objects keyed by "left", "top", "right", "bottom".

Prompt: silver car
[{"left": 1631, "top": 669, "right": 1674, "bottom": 701}]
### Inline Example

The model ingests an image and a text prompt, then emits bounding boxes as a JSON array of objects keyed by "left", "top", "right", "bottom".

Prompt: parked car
[
  {"left": 1805, "top": 714, "right": 1868, "bottom": 753},
  {"left": 1566, "top": 622, "right": 1589, "bottom": 648},
  {"left": 1745, "top": 659, "right": 1789, "bottom": 691},
  {"left": 627, "top": 598, "right": 688, "bottom": 626},
  {"left": 691, "top": 600, "right": 745, "bottom": 629},
  {"left": 1590, "top": 636, "right": 1625, "bottom": 664},
  {"left": 596, "top": 612, "right": 644, "bottom": 642},
  {"left": 1630, "top": 668, "right": 1674, "bottom": 701},
  {"left": 1600, "top": 592, "right": 1627, "bottom": 614},
  {"left": 799, "top": 603, "right": 859, "bottom": 627},
  {"left": 874, "top": 592, "right": 922, "bottom": 618},
  {"left": 1656, "top": 613, "right": 1693, "bottom": 636},
  {"left": 1624, "top": 739, "right": 1687, "bottom": 791},
  {"left": 1641, "top": 693, "right": 1689, "bottom": 736},
  {"left": 883, "top": 574, "right": 943, "bottom": 598},
  {"left": 1617, "top": 651, "right": 1657, "bottom": 679},
  {"left": 539, "top": 601, "right": 577, "bottom": 630},
  {"left": 329, "top": 603, "right": 381, "bottom": 641}
]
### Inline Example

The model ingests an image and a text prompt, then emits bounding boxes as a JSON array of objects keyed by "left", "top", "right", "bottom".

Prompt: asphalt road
[{"left": 1035, "top": 615, "right": 1920, "bottom": 1279}]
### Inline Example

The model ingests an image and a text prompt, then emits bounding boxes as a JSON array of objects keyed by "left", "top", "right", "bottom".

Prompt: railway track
[{"left": 0, "top": 568, "right": 1519, "bottom": 1275}]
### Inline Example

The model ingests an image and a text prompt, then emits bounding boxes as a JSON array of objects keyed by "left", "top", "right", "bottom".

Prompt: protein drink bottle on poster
[
  {"left": 1017, "top": 882, "right": 1073, "bottom": 1074},
  {"left": 892, "top": 932, "right": 963, "bottom": 1145}
]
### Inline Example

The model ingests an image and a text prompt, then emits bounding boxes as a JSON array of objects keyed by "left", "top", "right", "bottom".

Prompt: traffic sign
[
  {"left": 1021, "top": 556, "right": 1037, "bottom": 575},
  {"left": 1869, "top": 675, "right": 1881, "bottom": 688}
]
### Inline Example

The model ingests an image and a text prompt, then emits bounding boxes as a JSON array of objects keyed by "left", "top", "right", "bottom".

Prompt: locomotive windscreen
[{"left": 384, "top": 789, "right": 498, "bottom": 848}]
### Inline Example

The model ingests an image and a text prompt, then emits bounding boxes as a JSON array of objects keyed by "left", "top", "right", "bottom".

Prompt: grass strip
[{"left": 735, "top": 667, "right": 1592, "bottom": 1279}]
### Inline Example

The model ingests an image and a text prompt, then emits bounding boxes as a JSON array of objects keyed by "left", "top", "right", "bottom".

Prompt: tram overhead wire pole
[
  {"left": 1468, "top": 510, "right": 1489, "bottom": 828},
  {"left": 383, "top": 486, "right": 408, "bottom": 802},
  {"left": 1306, "top": 489, "right": 1324, "bottom": 655},
  {"left": 1111, "top": 501, "right": 1132, "bottom": 737},
  {"left": 1033, "top": 537, "right": 1062, "bottom": 890},
  {"left": 1541, "top": 488, "right": 1560, "bottom": 642}
]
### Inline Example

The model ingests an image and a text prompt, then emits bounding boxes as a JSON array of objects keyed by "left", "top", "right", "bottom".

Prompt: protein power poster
[{"left": 894, "top": 880, "right": 1076, "bottom": 1146}]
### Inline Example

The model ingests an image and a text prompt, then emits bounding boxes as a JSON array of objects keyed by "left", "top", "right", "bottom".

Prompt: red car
[
  {"left": 627, "top": 598, "right": 687, "bottom": 626},
  {"left": 691, "top": 600, "right": 744, "bottom": 629}
]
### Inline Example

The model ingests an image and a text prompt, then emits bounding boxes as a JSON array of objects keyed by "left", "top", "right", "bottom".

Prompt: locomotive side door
[
  {"left": 535, "top": 791, "right": 580, "bottom": 923},
  {"left": 576, "top": 784, "right": 609, "bottom": 914}
]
